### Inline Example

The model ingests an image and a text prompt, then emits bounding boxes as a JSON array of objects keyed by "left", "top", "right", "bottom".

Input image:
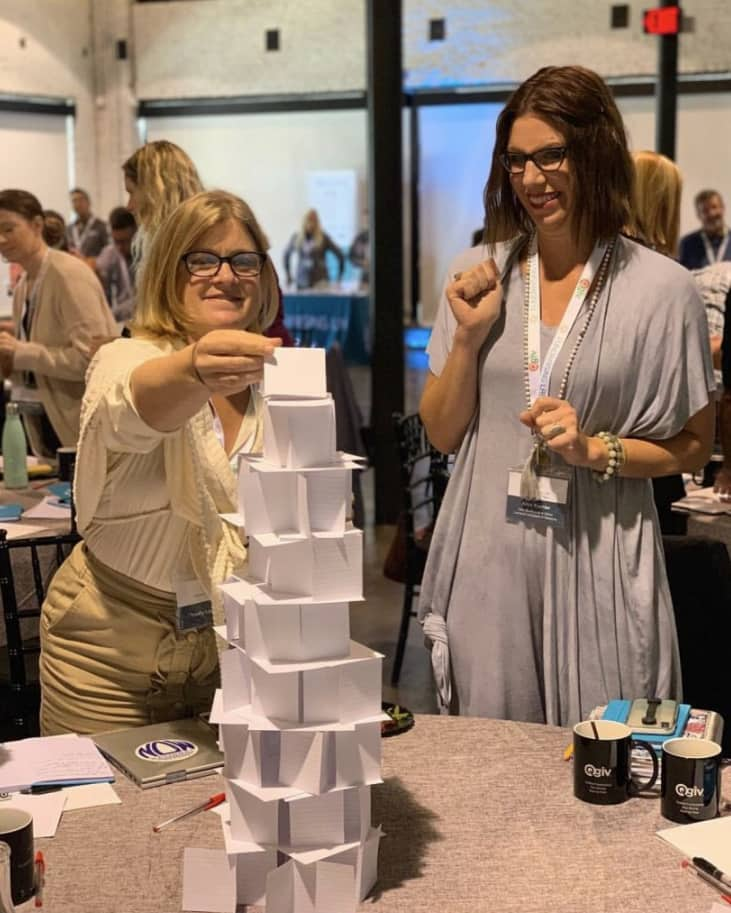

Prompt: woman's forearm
[
  {"left": 582, "top": 405, "right": 714, "bottom": 478},
  {"left": 130, "top": 345, "right": 210, "bottom": 432},
  {"left": 419, "top": 329, "right": 484, "bottom": 453}
]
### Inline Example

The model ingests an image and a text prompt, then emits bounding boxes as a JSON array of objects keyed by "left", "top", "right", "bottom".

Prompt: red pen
[
  {"left": 34, "top": 850, "right": 45, "bottom": 908},
  {"left": 152, "top": 792, "right": 226, "bottom": 833}
]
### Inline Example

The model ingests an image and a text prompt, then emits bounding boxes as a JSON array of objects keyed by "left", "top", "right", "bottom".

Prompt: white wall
[
  {"left": 144, "top": 109, "right": 369, "bottom": 285},
  {"left": 0, "top": 0, "right": 96, "bottom": 203},
  {"left": 133, "top": 0, "right": 365, "bottom": 99},
  {"left": 0, "top": 111, "right": 71, "bottom": 214},
  {"left": 417, "top": 93, "right": 731, "bottom": 323}
]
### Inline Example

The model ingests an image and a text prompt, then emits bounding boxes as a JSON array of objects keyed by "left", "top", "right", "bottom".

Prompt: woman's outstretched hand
[{"left": 191, "top": 330, "right": 282, "bottom": 394}]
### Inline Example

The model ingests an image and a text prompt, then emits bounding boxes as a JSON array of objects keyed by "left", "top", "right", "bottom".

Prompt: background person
[
  {"left": 679, "top": 189, "right": 731, "bottom": 269},
  {"left": 0, "top": 189, "right": 118, "bottom": 457},
  {"left": 95, "top": 206, "right": 137, "bottom": 323},
  {"left": 40, "top": 190, "right": 281, "bottom": 735},
  {"left": 626, "top": 150, "right": 688, "bottom": 534},
  {"left": 42, "top": 209, "right": 70, "bottom": 252},
  {"left": 418, "top": 66, "right": 714, "bottom": 726},
  {"left": 66, "top": 187, "right": 109, "bottom": 258},
  {"left": 283, "top": 208, "right": 344, "bottom": 289}
]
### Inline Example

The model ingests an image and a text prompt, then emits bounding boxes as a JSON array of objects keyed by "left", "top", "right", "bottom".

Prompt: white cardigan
[{"left": 74, "top": 336, "right": 262, "bottom": 621}]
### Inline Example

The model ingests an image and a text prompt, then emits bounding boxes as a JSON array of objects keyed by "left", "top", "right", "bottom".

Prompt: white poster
[{"left": 306, "top": 170, "right": 357, "bottom": 254}]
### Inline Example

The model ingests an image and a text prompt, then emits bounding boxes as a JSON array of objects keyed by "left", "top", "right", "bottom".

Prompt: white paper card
[
  {"left": 219, "top": 647, "right": 251, "bottom": 712},
  {"left": 182, "top": 847, "right": 236, "bottom": 913},
  {"left": 262, "top": 348, "right": 327, "bottom": 399},
  {"left": 264, "top": 398, "right": 336, "bottom": 469},
  {"left": 60, "top": 782, "right": 121, "bottom": 811},
  {"left": 657, "top": 816, "right": 731, "bottom": 872},
  {"left": 244, "top": 600, "right": 350, "bottom": 663}
]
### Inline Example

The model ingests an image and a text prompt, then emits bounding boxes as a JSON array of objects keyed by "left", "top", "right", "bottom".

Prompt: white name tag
[
  {"left": 506, "top": 468, "right": 570, "bottom": 528},
  {"left": 173, "top": 575, "right": 213, "bottom": 632}
]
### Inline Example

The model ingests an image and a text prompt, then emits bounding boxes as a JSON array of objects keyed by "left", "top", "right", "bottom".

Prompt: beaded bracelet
[{"left": 594, "top": 431, "right": 625, "bottom": 483}]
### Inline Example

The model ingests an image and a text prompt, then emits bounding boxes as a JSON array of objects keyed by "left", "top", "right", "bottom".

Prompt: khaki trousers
[{"left": 40, "top": 543, "right": 219, "bottom": 735}]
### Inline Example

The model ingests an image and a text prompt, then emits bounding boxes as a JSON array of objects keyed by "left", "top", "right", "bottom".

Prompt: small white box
[{"left": 261, "top": 348, "right": 327, "bottom": 400}]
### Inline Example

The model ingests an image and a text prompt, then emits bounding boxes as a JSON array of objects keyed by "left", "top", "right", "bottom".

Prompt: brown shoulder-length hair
[
  {"left": 131, "top": 190, "right": 279, "bottom": 340},
  {"left": 484, "top": 66, "right": 634, "bottom": 246}
]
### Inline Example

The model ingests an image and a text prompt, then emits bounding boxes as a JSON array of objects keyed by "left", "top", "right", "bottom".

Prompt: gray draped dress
[{"left": 419, "top": 236, "right": 715, "bottom": 726}]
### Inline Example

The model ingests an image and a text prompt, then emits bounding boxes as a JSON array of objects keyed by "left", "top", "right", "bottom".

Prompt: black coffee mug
[
  {"left": 573, "top": 720, "right": 659, "bottom": 805},
  {"left": 56, "top": 446, "right": 76, "bottom": 484},
  {"left": 661, "top": 737, "right": 722, "bottom": 823},
  {"left": 0, "top": 807, "right": 35, "bottom": 905}
]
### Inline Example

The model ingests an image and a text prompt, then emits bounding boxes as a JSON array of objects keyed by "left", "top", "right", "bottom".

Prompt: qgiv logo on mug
[
  {"left": 661, "top": 738, "right": 722, "bottom": 823},
  {"left": 573, "top": 720, "right": 659, "bottom": 805}
]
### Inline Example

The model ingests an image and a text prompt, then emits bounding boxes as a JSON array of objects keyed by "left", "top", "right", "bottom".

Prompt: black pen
[
  {"left": 20, "top": 785, "right": 63, "bottom": 795},
  {"left": 693, "top": 857, "right": 731, "bottom": 890}
]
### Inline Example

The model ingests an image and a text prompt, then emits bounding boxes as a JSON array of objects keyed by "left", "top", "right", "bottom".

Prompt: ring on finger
[{"left": 543, "top": 424, "right": 566, "bottom": 441}]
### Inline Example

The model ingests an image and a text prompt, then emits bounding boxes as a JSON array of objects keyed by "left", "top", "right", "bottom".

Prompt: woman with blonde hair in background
[
  {"left": 627, "top": 149, "right": 682, "bottom": 256},
  {"left": 283, "top": 208, "right": 345, "bottom": 289},
  {"left": 626, "top": 151, "right": 688, "bottom": 533},
  {"left": 40, "top": 190, "right": 282, "bottom": 734}
]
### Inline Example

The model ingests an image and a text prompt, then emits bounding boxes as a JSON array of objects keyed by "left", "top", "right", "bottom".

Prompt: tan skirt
[{"left": 40, "top": 543, "right": 219, "bottom": 735}]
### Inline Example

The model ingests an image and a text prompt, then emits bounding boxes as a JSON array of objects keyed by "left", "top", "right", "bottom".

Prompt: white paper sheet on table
[
  {"left": 0, "top": 521, "right": 55, "bottom": 540},
  {"left": 60, "top": 781, "right": 121, "bottom": 811},
  {"left": 182, "top": 847, "right": 236, "bottom": 913},
  {"left": 657, "top": 816, "right": 731, "bottom": 871},
  {"left": 0, "top": 792, "right": 66, "bottom": 837},
  {"left": 23, "top": 496, "right": 71, "bottom": 520}
]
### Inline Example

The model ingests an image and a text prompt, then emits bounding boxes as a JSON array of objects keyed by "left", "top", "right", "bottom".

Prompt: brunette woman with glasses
[
  {"left": 418, "top": 66, "right": 714, "bottom": 725},
  {"left": 40, "top": 191, "right": 282, "bottom": 734}
]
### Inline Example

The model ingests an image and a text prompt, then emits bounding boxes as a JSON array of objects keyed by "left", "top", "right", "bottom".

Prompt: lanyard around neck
[
  {"left": 702, "top": 229, "right": 730, "bottom": 266},
  {"left": 525, "top": 235, "right": 607, "bottom": 406},
  {"left": 21, "top": 250, "right": 51, "bottom": 338}
]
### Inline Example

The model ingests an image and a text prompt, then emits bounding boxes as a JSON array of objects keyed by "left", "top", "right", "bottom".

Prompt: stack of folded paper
[{"left": 208, "top": 348, "right": 383, "bottom": 913}]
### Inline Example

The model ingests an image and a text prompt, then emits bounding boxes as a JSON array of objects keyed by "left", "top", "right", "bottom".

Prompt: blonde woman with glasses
[{"left": 40, "top": 190, "right": 281, "bottom": 734}]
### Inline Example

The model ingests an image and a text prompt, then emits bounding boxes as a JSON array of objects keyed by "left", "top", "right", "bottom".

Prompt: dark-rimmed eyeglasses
[
  {"left": 500, "top": 146, "right": 568, "bottom": 175},
  {"left": 181, "top": 250, "right": 267, "bottom": 278}
]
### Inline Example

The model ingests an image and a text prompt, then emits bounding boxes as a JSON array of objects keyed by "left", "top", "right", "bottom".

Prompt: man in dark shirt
[
  {"left": 66, "top": 187, "right": 109, "bottom": 258},
  {"left": 714, "top": 267, "right": 731, "bottom": 497},
  {"left": 679, "top": 190, "right": 731, "bottom": 270}
]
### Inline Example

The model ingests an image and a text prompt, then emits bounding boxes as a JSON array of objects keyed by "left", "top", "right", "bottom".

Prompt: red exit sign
[{"left": 643, "top": 6, "right": 681, "bottom": 34}]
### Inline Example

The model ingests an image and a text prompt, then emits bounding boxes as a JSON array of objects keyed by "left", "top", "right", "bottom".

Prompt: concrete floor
[{"left": 348, "top": 362, "right": 439, "bottom": 715}]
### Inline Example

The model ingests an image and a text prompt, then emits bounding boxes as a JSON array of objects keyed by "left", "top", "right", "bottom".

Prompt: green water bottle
[{"left": 2, "top": 402, "right": 29, "bottom": 489}]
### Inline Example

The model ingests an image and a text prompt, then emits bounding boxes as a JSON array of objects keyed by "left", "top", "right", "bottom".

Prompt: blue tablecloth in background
[{"left": 283, "top": 292, "right": 370, "bottom": 364}]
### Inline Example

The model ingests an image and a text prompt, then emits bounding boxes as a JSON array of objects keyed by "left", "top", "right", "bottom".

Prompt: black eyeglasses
[
  {"left": 181, "top": 250, "right": 267, "bottom": 278},
  {"left": 500, "top": 146, "right": 568, "bottom": 175}
]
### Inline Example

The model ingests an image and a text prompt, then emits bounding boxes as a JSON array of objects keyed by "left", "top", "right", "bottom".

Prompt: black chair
[
  {"left": 387, "top": 413, "right": 450, "bottom": 685},
  {"left": 662, "top": 534, "right": 731, "bottom": 756},
  {"left": 0, "top": 529, "right": 80, "bottom": 739}
]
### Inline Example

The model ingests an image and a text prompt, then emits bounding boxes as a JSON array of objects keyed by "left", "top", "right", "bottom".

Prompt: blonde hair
[
  {"left": 131, "top": 190, "right": 279, "bottom": 340},
  {"left": 123, "top": 140, "right": 203, "bottom": 255},
  {"left": 628, "top": 150, "right": 682, "bottom": 257},
  {"left": 297, "top": 208, "right": 324, "bottom": 247}
]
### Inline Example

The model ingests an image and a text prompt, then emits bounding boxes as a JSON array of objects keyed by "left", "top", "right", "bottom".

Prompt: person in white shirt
[{"left": 40, "top": 190, "right": 282, "bottom": 734}]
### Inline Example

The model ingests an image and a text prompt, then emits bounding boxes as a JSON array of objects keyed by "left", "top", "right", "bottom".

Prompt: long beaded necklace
[{"left": 520, "top": 233, "right": 617, "bottom": 491}]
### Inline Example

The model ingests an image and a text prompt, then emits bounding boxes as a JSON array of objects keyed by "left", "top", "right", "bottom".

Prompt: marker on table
[
  {"left": 34, "top": 851, "right": 45, "bottom": 908},
  {"left": 152, "top": 792, "right": 226, "bottom": 833},
  {"left": 693, "top": 857, "right": 731, "bottom": 889},
  {"left": 682, "top": 858, "right": 731, "bottom": 903}
]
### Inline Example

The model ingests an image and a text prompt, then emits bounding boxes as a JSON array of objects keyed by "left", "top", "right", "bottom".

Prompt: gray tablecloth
[{"left": 26, "top": 715, "right": 730, "bottom": 913}]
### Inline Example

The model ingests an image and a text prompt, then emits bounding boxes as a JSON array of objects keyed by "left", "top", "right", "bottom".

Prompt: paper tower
[{"left": 207, "top": 348, "right": 383, "bottom": 912}]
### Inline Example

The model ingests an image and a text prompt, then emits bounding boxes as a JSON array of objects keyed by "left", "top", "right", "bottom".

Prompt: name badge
[
  {"left": 506, "top": 468, "right": 570, "bottom": 528},
  {"left": 173, "top": 575, "right": 213, "bottom": 632}
]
